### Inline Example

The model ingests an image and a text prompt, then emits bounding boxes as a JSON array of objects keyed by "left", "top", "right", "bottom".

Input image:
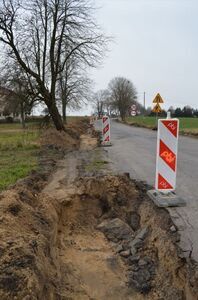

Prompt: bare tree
[
  {"left": 0, "top": 0, "right": 108, "bottom": 130},
  {"left": 58, "top": 55, "right": 92, "bottom": 122},
  {"left": 93, "top": 89, "right": 109, "bottom": 117},
  {"left": 0, "top": 60, "right": 38, "bottom": 128},
  {"left": 108, "top": 77, "right": 137, "bottom": 121}
]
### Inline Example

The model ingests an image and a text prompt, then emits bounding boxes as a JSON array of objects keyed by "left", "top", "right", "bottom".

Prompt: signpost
[
  {"left": 147, "top": 113, "right": 186, "bottom": 207},
  {"left": 152, "top": 93, "right": 164, "bottom": 128}
]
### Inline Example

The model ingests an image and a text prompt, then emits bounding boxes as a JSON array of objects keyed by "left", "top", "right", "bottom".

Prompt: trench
[
  {"left": 0, "top": 133, "right": 197, "bottom": 299},
  {"left": 40, "top": 134, "right": 198, "bottom": 300}
]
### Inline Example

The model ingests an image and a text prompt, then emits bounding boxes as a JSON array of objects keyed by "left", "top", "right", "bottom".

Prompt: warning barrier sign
[
  {"left": 155, "top": 119, "right": 179, "bottom": 192},
  {"left": 102, "top": 116, "right": 111, "bottom": 146}
]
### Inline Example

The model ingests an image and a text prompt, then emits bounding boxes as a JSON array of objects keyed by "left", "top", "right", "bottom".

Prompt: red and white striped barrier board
[
  {"left": 102, "top": 116, "right": 111, "bottom": 145},
  {"left": 155, "top": 119, "right": 179, "bottom": 192}
]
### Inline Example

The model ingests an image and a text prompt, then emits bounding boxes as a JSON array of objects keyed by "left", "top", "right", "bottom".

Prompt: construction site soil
[{"left": 0, "top": 119, "right": 198, "bottom": 300}]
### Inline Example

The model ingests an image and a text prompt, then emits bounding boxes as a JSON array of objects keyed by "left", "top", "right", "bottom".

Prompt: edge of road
[{"left": 115, "top": 118, "right": 198, "bottom": 139}]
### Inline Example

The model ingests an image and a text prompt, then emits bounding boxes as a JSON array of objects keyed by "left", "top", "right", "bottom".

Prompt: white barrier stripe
[
  {"left": 157, "top": 157, "right": 176, "bottom": 188},
  {"left": 159, "top": 123, "right": 177, "bottom": 154}
]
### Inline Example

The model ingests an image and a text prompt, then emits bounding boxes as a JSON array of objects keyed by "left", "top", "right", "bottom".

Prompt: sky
[{"left": 77, "top": 0, "right": 198, "bottom": 115}]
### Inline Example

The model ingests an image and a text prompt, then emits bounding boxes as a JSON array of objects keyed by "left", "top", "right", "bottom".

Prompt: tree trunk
[
  {"left": 47, "top": 102, "right": 65, "bottom": 131},
  {"left": 20, "top": 102, "right": 26, "bottom": 129},
  {"left": 62, "top": 100, "right": 67, "bottom": 123}
]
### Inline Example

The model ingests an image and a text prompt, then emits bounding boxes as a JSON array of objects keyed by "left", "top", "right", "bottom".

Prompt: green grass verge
[
  {"left": 0, "top": 125, "right": 40, "bottom": 191},
  {"left": 125, "top": 116, "right": 198, "bottom": 134}
]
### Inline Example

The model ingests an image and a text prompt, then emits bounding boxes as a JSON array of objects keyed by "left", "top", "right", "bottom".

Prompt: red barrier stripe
[
  {"left": 105, "top": 136, "right": 110, "bottom": 142},
  {"left": 158, "top": 173, "right": 173, "bottom": 190},
  {"left": 103, "top": 124, "right": 109, "bottom": 135},
  {"left": 159, "top": 140, "right": 176, "bottom": 171},
  {"left": 103, "top": 117, "right": 108, "bottom": 123},
  {"left": 162, "top": 120, "right": 178, "bottom": 138}
]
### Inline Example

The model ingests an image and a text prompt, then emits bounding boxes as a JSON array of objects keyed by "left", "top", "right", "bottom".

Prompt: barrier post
[
  {"left": 101, "top": 116, "right": 112, "bottom": 146},
  {"left": 147, "top": 115, "right": 186, "bottom": 207}
]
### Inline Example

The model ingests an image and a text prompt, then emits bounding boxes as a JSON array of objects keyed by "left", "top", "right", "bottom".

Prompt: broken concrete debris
[
  {"left": 97, "top": 218, "right": 134, "bottom": 242},
  {"left": 97, "top": 217, "right": 154, "bottom": 294}
]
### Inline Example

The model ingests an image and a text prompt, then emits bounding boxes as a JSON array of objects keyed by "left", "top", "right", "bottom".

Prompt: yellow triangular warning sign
[
  {"left": 152, "top": 103, "right": 162, "bottom": 113},
  {"left": 153, "top": 93, "right": 164, "bottom": 104}
]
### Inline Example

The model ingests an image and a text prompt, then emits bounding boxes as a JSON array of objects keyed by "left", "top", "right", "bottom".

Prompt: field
[
  {"left": 0, "top": 123, "right": 40, "bottom": 191},
  {"left": 126, "top": 116, "right": 198, "bottom": 135},
  {"left": 0, "top": 117, "right": 88, "bottom": 191}
]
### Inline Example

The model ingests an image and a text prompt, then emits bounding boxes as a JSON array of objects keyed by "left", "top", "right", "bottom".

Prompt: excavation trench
[{"left": 0, "top": 132, "right": 197, "bottom": 299}]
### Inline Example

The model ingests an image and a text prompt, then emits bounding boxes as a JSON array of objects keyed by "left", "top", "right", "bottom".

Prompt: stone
[
  {"left": 130, "top": 212, "right": 140, "bottom": 231},
  {"left": 133, "top": 269, "right": 151, "bottom": 283},
  {"left": 143, "top": 256, "right": 153, "bottom": 264},
  {"left": 116, "top": 193, "right": 127, "bottom": 206},
  {"left": 138, "top": 259, "right": 147, "bottom": 267},
  {"left": 120, "top": 250, "right": 130, "bottom": 258},
  {"left": 130, "top": 265, "right": 139, "bottom": 272},
  {"left": 135, "top": 227, "right": 149, "bottom": 241},
  {"left": 97, "top": 218, "right": 134, "bottom": 242},
  {"left": 130, "top": 246, "right": 137, "bottom": 256},
  {"left": 115, "top": 244, "right": 123, "bottom": 253},
  {"left": 128, "top": 277, "right": 151, "bottom": 294},
  {"left": 129, "top": 238, "right": 143, "bottom": 249},
  {"left": 148, "top": 265, "right": 156, "bottom": 276},
  {"left": 140, "top": 283, "right": 152, "bottom": 294},
  {"left": 128, "top": 279, "right": 141, "bottom": 290},
  {"left": 129, "top": 255, "right": 140, "bottom": 263},
  {"left": 170, "top": 225, "right": 177, "bottom": 233}
]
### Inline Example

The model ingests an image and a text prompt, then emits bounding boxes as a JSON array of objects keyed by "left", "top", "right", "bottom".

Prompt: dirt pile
[
  {"left": 41, "top": 118, "right": 89, "bottom": 152},
  {"left": 0, "top": 119, "right": 90, "bottom": 300}
]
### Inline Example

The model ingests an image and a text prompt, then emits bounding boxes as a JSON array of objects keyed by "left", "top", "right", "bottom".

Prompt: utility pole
[{"left": 143, "top": 92, "right": 146, "bottom": 117}]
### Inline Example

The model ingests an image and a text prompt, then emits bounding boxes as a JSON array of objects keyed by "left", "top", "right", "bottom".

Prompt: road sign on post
[
  {"left": 153, "top": 104, "right": 162, "bottom": 113},
  {"left": 130, "top": 104, "right": 137, "bottom": 117},
  {"left": 147, "top": 116, "right": 186, "bottom": 207},
  {"left": 101, "top": 116, "right": 112, "bottom": 146},
  {"left": 131, "top": 111, "right": 137, "bottom": 117},
  {"left": 153, "top": 93, "right": 164, "bottom": 104},
  {"left": 152, "top": 93, "right": 164, "bottom": 114}
]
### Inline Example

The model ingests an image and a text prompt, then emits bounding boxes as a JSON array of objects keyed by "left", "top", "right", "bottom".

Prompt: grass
[
  {"left": 125, "top": 116, "right": 198, "bottom": 134},
  {"left": 0, "top": 124, "right": 40, "bottom": 191},
  {"left": 85, "top": 149, "right": 109, "bottom": 172}
]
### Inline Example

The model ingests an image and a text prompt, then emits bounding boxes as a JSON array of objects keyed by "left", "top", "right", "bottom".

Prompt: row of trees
[
  {"left": 93, "top": 82, "right": 198, "bottom": 120},
  {"left": 93, "top": 77, "right": 141, "bottom": 121},
  {"left": 0, "top": 0, "right": 108, "bottom": 130},
  {"left": 146, "top": 105, "right": 198, "bottom": 118},
  {"left": 168, "top": 106, "right": 198, "bottom": 118}
]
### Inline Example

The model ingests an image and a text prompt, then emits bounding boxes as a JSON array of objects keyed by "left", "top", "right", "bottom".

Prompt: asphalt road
[{"left": 96, "top": 119, "right": 198, "bottom": 261}]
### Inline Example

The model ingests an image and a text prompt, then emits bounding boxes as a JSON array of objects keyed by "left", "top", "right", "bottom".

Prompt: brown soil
[{"left": 0, "top": 121, "right": 198, "bottom": 300}]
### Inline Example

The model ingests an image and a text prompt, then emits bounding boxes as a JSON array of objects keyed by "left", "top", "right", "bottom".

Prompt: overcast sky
[{"left": 81, "top": 0, "right": 198, "bottom": 114}]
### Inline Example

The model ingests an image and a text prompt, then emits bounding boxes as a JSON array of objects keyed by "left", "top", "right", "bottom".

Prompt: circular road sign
[{"left": 131, "top": 111, "right": 136, "bottom": 117}]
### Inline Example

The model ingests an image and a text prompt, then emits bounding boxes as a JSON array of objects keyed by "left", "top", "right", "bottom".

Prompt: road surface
[{"left": 96, "top": 120, "right": 198, "bottom": 261}]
